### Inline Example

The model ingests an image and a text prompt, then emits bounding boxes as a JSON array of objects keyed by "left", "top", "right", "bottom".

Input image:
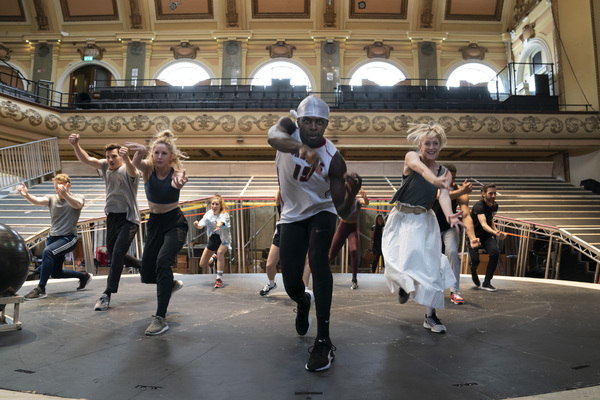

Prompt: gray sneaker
[
  {"left": 94, "top": 294, "right": 110, "bottom": 311},
  {"left": 24, "top": 286, "right": 47, "bottom": 301},
  {"left": 145, "top": 315, "right": 169, "bottom": 336},
  {"left": 172, "top": 280, "right": 183, "bottom": 294}
]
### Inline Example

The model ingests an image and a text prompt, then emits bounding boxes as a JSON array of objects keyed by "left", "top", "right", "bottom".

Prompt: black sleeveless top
[
  {"left": 145, "top": 168, "right": 180, "bottom": 204},
  {"left": 390, "top": 165, "right": 446, "bottom": 209}
]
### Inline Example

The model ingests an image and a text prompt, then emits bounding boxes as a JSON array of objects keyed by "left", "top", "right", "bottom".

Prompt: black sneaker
[
  {"left": 305, "top": 338, "right": 336, "bottom": 372},
  {"left": 481, "top": 282, "right": 497, "bottom": 292},
  {"left": 24, "top": 286, "right": 47, "bottom": 300},
  {"left": 77, "top": 273, "right": 93, "bottom": 290},
  {"left": 470, "top": 267, "right": 481, "bottom": 287},
  {"left": 398, "top": 288, "right": 409, "bottom": 304},
  {"left": 295, "top": 290, "right": 313, "bottom": 336}
]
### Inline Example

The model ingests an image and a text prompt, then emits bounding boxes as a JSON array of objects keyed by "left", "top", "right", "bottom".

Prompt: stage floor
[{"left": 1, "top": 273, "right": 599, "bottom": 400}]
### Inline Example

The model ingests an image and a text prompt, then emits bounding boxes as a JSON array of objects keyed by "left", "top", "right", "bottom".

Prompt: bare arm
[
  {"left": 125, "top": 142, "right": 152, "bottom": 181},
  {"left": 457, "top": 194, "right": 480, "bottom": 248},
  {"left": 404, "top": 151, "right": 451, "bottom": 190},
  {"left": 358, "top": 188, "right": 369, "bottom": 206},
  {"left": 439, "top": 188, "right": 464, "bottom": 230},
  {"left": 268, "top": 117, "right": 322, "bottom": 175},
  {"left": 55, "top": 184, "right": 84, "bottom": 209},
  {"left": 17, "top": 183, "right": 49, "bottom": 206},
  {"left": 119, "top": 146, "right": 138, "bottom": 178},
  {"left": 329, "top": 152, "right": 362, "bottom": 220},
  {"left": 68, "top": 133, "right": 103, "bottom": 169},
  {"left": 449, "top": 179, "right": 473, "bottom": 200},
  {"left": 477, "top": 213, "right": 502, "bottom": 237}
]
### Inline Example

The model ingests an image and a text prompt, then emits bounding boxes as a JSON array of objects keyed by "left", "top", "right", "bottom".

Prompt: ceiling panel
[
  {"left": 252, "top": 0, "right": 310, "bottom": 18},
  {"left": 60, "top": 0, "right": 119, "bottom": 21},
  {"left": 0, "top": 0, "right": 25, "bottom": 21},
  {"left": 445, "top": 0, "right": 503, "bottom": 21},
  {"left": 154, "top": 0, "right": 213, "bottom": 20},
  {"left": 349, "top": 0, "right": 407, "bottom": 19}
]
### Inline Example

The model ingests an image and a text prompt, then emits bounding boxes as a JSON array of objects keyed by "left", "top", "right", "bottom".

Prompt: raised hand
[
  {"left": 68, "top": 133, "right": 80, "bottom": 146},
  {"left": 118, "top": 146, "right": 129, "bottom": 158},
  {"left": 17, "top": 182, "right": 28, "bottom": 197}
]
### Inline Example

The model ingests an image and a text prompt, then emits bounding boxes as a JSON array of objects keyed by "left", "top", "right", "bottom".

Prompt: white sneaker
[{"left": 259, "top": 282, "right": 276, "bottom": 296}]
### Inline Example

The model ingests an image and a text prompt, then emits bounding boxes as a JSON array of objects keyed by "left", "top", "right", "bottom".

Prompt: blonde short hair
[{"left": 406, "top": 123, "right": 447, "bottom": 149}]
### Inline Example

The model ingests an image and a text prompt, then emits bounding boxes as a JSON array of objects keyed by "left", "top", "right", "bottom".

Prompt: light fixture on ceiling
[
  {"left": 358, "top": 1, "right": 367, "bottom": 9},
  {"left": 168, "top": 0, "right": 183, "bottom": 11}
]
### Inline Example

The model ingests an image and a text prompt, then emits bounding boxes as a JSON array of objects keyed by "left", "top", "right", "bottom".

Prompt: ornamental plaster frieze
[{"left": 1, "top": 99, "right": 600, "bottom": 140}]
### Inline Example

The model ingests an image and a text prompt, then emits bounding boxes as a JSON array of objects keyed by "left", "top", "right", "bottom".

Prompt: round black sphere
[{"left": 0, "top": 223, "right": 30, "bottom": 297}]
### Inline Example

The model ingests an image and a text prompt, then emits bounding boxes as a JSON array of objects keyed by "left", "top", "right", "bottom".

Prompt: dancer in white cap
[{"left": 268, "top": 95, "right": 362, "bottom": 372}]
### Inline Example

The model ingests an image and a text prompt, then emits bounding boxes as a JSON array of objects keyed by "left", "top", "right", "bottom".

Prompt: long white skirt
[{"left": 381, "top": 207, "right": 456, "bottom": 309}]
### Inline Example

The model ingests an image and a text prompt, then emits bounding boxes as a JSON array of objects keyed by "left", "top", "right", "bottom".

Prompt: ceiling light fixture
[
  {"left": 358, "top": 1, "right": 367, "bottom": 9},
  {"left": 168, "top": 0, "right": 183, "bottom": 11}
]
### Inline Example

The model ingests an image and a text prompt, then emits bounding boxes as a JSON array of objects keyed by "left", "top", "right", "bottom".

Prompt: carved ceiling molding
[
  {"left": 170, "top": 42, "right": 199, "bottom": 59},
  {"left": 2, "top": 100, "right": 600, "bottom": 138},
  {"left": 0, "top": 45, "right": 13, "bottom": 61},
  {"left": 129, "top": 0, "right": 143, "bottom": 29},
  {"left": 324, "top": 0, "right": 336, "bottom": 28},
  {"left": 33, "top": 0, "right": 49, "bottom": 30},
  {"left": 420, "top": 0, "right": 433, "bottom": 29},
  {"left": 520, "top": 23, "right": 536, "bottom": 42},
  {"left": 226, "top": 0, "right": 239, "bottom": 27},
  {"left": 266, "top": 41, "right": 296, "bottom": 58},
  {"left": 364, "top": 41, "right": 393, "bottom": 59},
  {"left": 77, "top": 44, "right": 106, "bottom": 61},
  {"left": 511, "top": 0, "right": 542, "bottom": 30},
  {"left": 459, "top": 43, "right": 488, "bottom": 60}
]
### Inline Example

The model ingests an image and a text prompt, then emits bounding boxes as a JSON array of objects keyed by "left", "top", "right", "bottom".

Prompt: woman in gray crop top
[
  {"left": 381, "top": 123, "right": 464, "bottom": 335},
  {"left": 127, "top": 130, "right": 189, "bottom": 336}
]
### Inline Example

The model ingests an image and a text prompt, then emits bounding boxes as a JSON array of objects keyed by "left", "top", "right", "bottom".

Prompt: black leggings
[
  {"left": 279, "top": 211, "right": 336, "bottom": 340},
  {"left": 106, "top": 213, "right": 140, "bottom": 294},
  {"left": 141, "top": 208, "right": 188, "bottom": 318}
]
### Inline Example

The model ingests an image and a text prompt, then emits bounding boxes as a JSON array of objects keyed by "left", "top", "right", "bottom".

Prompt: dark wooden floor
[{"left": 1, "top": 273, "right": 600, "bottom": 400}]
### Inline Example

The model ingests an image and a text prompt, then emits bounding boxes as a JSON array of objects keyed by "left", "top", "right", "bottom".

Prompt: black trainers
[
  {"left": 24, "top": 286, "right": 47, "bottom": 300},
  {"left": 77, "top": 273, "right": 93, "bottom": 290},
  {"left": 305, "top": 338, "right": 336, "bottom": 372},
  {"left": 295, "top": 290, "right": 314, "bottom": 336},
  {"left": 398, "top": 288, "right": 409, "bottom": 304},
  {"left": 470, "top": 267, "right": 481, "bottom": 287},
  {"left": 481, "top": 282, "right": 497, "bottom": 292}
]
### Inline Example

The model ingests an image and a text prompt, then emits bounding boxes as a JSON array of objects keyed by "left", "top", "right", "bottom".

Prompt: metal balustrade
[{"left": 0, "top": 138, "right": 61, "bottom": 191}]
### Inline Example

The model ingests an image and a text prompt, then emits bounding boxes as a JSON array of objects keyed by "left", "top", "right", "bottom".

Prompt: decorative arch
[
  {"left": 346, "top": 59, "right": 409, "bottom": 86},
  {"left": 515, "top": 37, "right": 554, "bottom": 94},
  {"left": 0, "top": 60, "right": 29, "bottom": 89},
  {"left": 153, "top": 59, "right": 216, "bottom": 86},
  {"left": 249, "top": 59, "right": 316, "bottom": 91},
  {"left": 55, "top": 60, "right": 122, "bottom": 103},
  {"left": 443, "top": 60, "right": 505, "bottom": 93}
]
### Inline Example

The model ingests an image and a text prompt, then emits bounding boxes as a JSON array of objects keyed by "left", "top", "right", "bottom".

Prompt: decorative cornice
[{"left": 1, "top": 99, "right": 600, "bottom": 140}]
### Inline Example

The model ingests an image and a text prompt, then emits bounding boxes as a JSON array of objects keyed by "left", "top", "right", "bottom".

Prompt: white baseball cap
[{"left": 290, "top": 95, "right": 330, "bottom": 120}]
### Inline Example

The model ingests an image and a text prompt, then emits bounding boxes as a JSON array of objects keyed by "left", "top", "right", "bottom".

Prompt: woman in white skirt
[{"left": 382, "top": 123, "right": 464, "bottom": 333}]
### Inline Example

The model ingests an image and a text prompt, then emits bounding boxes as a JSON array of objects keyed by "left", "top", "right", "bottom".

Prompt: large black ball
[{"left": 0, "top": 223, "right": 30, "bottom": 297}]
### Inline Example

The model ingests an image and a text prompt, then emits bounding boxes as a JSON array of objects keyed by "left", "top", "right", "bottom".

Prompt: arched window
[
  {"left": 250, "top": 61, "right": 313, "bottom": 90},
  {"left": 515, "top": 38, "right": 553, "bottom": 95},
  {"left": 348, "top": 61, "right": 406, "bottom": 86},
  {"left": 155, "top": 61, "right": 212, "bottom": 86},
  {"left": 445, "top": 62, "right": 504, "bottom": 93}
]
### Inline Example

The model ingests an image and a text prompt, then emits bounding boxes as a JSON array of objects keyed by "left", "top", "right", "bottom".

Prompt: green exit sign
[{"left": 83, "top": 56, "right": 93, "bottom": 61}]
